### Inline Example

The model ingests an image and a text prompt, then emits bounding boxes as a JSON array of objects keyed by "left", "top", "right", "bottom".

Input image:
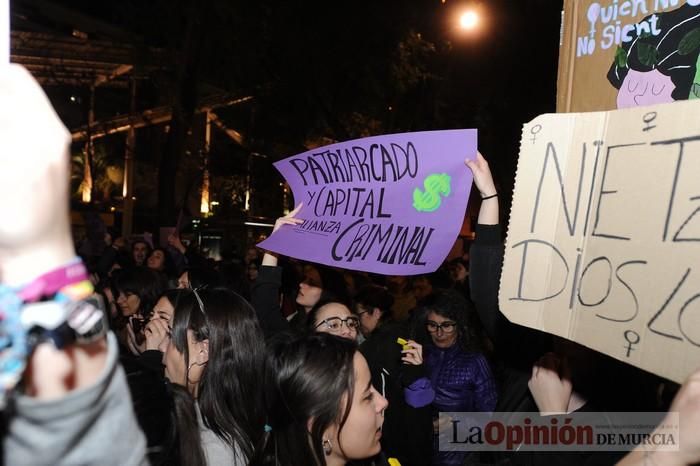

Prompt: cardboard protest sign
[
  {"left": 258, "top": 130, "right": 476, "bottom": 275},
  {"left": 557, "top": 0, "right": 700, "bottom": 112},
  {"left": 500, "top": 99, "right": 700, "bottom": 383}
]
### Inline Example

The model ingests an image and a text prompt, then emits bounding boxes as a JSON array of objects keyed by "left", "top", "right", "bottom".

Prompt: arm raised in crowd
[
  {"left": 465, "top": 153, "right": 499, "bottom": 226},
  {"left": 252, "top": 204, "right": 303, "bottom": 337},
  {"left": 0, "top": 64, "right": 146, "bottom": 465},
  {"left": 465, "top": 153, "right": 506, "bottom": 340},
  {"left": 466, "top": 153, "right": 549, "bottom": 371}
]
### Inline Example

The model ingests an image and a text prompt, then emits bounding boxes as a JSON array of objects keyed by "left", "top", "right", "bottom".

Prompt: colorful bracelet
[{"left": 0, "top": 260, "right": 105, "bottom": 407}]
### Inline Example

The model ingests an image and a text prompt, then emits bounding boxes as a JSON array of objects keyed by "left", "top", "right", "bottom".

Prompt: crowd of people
[
  {"left": 3, "top": 62, "right": 700, "bottom": 466},
  {"left": 76, "top": 155, "right": 501, "bottom": 466}
]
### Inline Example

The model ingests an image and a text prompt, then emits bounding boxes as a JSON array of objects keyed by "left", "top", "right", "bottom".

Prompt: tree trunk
[{"left": 158, "top": 0, "right": 203, "bottom": 227}]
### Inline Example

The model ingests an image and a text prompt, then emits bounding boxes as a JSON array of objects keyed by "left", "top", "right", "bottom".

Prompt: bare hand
[
  {"left": 401, "top": 340, "right": 423, "bottom": 366},
  {"left": 528, "top": 352, "right": 573, "bottom": 415},
  {"left": 24, "top": 340, "right": 107, "bottom": 400},
  {"left": 273, "top": 203, "right": 304, "bottom": 234},
  {"left": 1, "top": 65, "right": 109, "bottom": 400},
  {"left": 465, "top": 152, "right": 497, "bottom": 198},
  {"left": 263, "top": 203, "right": 304, "bottom": 267},
  {"left": 663, "top": 368, "right": 700, "bottom": 465},
  {"left": 144, "top": 318, "right": 170, "bottom": 351},
  {"left": 0, "top": 65, "right": 73, "bottom": 284},
  {"left": 113, "top": 236, "right": 126, "bottom": 249},
  {"left": 617, "top": 368, "right": 700, "bottom": 466},
  {"left": 167, "top": 233, "right": 186, "bottom": 254}
]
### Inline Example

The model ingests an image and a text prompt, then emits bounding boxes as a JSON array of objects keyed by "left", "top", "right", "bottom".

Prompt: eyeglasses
[
  {"left": 425, "top": 320, "right": 457, "bottom": 334},
  {"left": 315, "top": 316, "right": 360, "bottom": 332}
]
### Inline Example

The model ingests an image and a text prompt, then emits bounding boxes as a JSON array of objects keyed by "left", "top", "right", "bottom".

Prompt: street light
[{"left": 459, "top": 10, "right": 479, "bottom": 31}]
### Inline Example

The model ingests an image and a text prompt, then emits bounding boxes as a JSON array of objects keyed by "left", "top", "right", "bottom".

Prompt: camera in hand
[{"left": 131, "top": 315, "right": 150, "bottom": 345}]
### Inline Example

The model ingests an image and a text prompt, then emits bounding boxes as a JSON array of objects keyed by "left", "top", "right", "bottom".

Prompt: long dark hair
[
  {"left": 114, "top": 266, "right": 165, "bottom": 318},
  {"left": 422, "top": 289, "right": 482, "bottom": 352},
  {"left": 147, "top": 247, "right": 177, "bottom": 278},
  {"left": 253, "top": 333, "right": 357, "bottom": 466},
  {"left": 185, "top": 265, "right": 223, "bottom": 289},
  {"left": 159, "top": 288, "right": 187, "bottom": 315},
  {"left": 167, "top": 383, "right": 206, "bottom": 466},
  {"left": 353, "top": 284, "right": 394, "bottom": 330},
  {"left": 303, "top": 264, "right": 351, "bottom": 306},
  {"left": 169, "top": 287, "right": 266, "bottom": 465}
]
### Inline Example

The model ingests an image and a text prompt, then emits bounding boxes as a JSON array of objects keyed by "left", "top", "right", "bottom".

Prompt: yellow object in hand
[
  {"left": 388, "top": 458, "right": 402, "bottom": 466},
  {"left": 396, "top": 337, "right": 411, "bottom": 350}
]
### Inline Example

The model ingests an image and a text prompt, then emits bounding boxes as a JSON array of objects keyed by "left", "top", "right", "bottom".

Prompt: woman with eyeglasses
[
  {"left": 161, "top": 287, "right": 266, "bottom": 466},
  {"left": 422, "top": 289, "right": 497, "bottom": 466},
  {"left": 308, "top": 297, "right": 435, "bottom": 466},
  {"left": 252, "top": 204, "right": 351, "bottom": 338},
  {"left": 307, "top": 299, "right": 360, "bottom": 340}
]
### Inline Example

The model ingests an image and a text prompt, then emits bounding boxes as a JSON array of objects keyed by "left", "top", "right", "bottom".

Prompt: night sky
[{"left": 12, "top": 0, "right": 564, "bottom": 225}]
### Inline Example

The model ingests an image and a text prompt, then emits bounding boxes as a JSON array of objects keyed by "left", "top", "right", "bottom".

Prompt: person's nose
[{"left": 375, "top": 391, "right": 389, "bottom": 413}]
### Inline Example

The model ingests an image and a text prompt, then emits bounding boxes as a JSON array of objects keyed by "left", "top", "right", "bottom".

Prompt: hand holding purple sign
[{"left": 258, "top": 130, "right": 476, "bottom": 275}]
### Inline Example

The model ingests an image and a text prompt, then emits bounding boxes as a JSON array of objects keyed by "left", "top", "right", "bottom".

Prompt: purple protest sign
[{"left": 257, "top": 129, "right": 476, "bottom": 275}]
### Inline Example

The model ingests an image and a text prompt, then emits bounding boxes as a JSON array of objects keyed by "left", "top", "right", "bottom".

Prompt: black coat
[{"left": 360, "top": 321, "right": 433, "bottom": 466}]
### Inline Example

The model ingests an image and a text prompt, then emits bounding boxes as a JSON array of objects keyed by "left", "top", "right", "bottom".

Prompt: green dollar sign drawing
[{"left": 413, "top": 173, "right": 452, "bottom": 212}]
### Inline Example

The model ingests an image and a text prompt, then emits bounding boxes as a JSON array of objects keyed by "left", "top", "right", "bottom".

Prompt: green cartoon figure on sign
[{"left": 413, "top": 173, "right": 451, "bottom": 212}]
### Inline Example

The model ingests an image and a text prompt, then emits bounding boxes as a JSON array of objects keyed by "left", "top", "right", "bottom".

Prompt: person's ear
[
  {"left": 196, "top": 339, "right": 209, "bottom": 365},
  {"left": 372, "top": 307, "right": 382, "bottom": 319},
  {"left": 319, "top": 421, "right": 338, "bottom": 450}
]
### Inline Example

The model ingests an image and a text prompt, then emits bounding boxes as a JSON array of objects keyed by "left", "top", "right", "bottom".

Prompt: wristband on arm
[{"left": 0, "top": 259, "right": 107, "bottom": 407}]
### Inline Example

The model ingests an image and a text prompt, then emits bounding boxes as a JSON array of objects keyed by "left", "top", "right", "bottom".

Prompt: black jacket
[{"left": 360, "top": 321, "right": 433, "bottom": 466}]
